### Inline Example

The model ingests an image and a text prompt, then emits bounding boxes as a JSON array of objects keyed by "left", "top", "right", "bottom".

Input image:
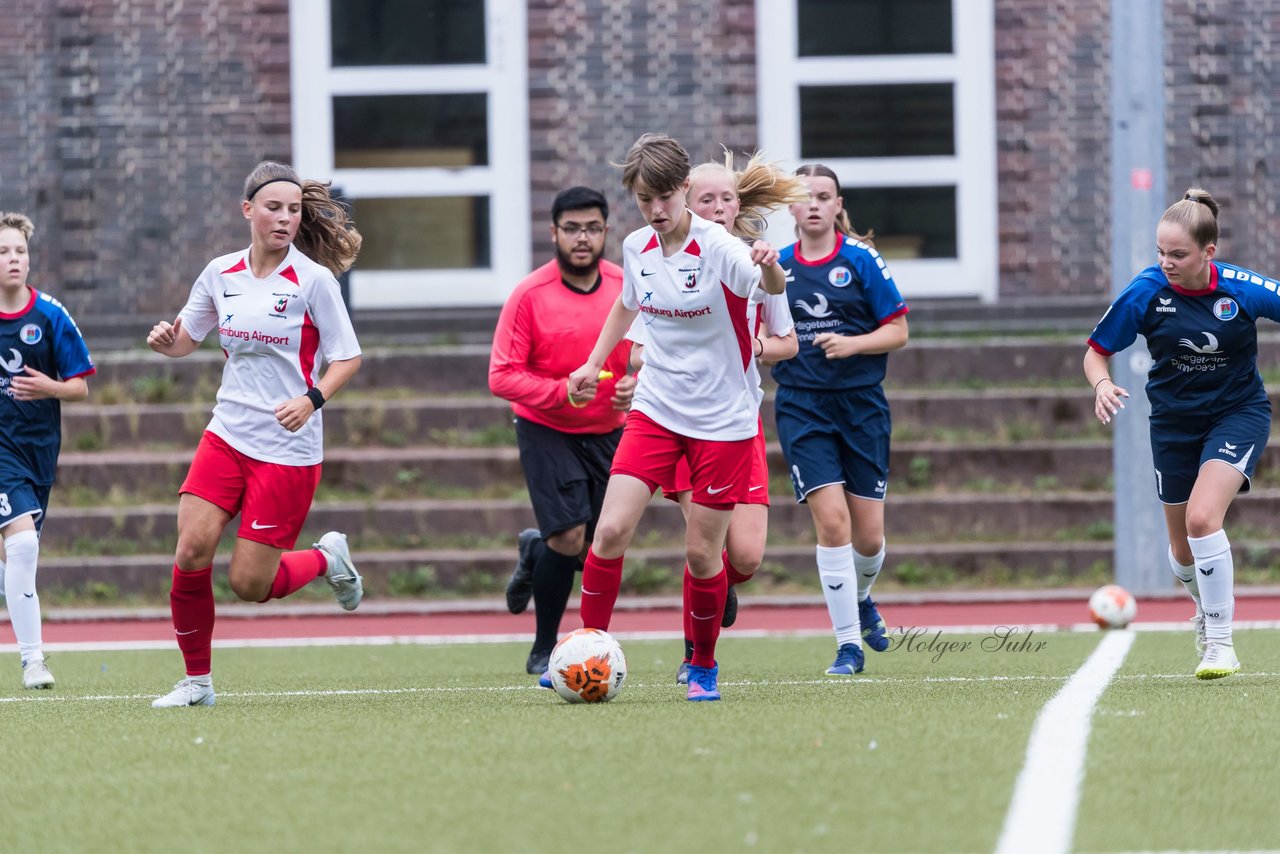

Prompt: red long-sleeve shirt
[{"left": 489, "top": 259, "right": 630, "bottom": 434}]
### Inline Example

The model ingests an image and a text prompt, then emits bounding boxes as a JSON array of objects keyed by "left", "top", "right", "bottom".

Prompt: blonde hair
[
  {"left": 243, "top": 161, "right": 363, "bottom": 275},
  {"left": 0, "top": 212, "right": 34, "bottom": 241},
  {"left": 794, "top": 164, "right": 874, "bottom": 244},
  {"left": 689, "top": 149, "right": 810, "bottom": 242},
  {"left": 1159, "top": 187, "right": 1220, "bottom": 248},
  {"left": 617, "top": 133, "right": 690, "bottom": 195}
]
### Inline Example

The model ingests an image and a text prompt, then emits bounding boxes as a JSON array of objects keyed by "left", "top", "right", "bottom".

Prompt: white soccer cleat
[
  {"left": 1195, "top": 642, "right": 1241, "bottom": 680},
  {"left": 316, "top": 531, "right": 363, "bottom": 611},
  {"left": 1190, "top": 611, "right": 1207, "bottom": 657},
  {"left": 22, "top": 659, "right": 54, "bottom": 690},
  {"left": 152, "top": 677, "right": 216, "bottom": 708}
]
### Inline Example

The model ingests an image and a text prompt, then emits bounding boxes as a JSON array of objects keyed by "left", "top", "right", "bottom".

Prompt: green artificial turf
[{"left": 0, "top": 630, "right": 1274, "bottom": 853}]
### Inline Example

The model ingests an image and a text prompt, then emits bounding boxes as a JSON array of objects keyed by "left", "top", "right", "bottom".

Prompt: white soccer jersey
[
  {"left": 178, "top": 244, "right": 361, "bottom": 465},
  {"left": 757, "top": 290, "right": 794, "bottom": 338},
  {"left": 621, "top": 212, "right": 763, "bottom": 441}
]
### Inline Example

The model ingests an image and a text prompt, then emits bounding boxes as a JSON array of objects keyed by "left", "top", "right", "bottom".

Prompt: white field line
[
  {"left": 6, "top": 618, "right": 1280, "bottom": 656},
  {"left": 995, "top": 630, "right": 1136, "bottom": 854},
  {"left": 1, "top": 666, "right": 1272, "bottom": 706}
]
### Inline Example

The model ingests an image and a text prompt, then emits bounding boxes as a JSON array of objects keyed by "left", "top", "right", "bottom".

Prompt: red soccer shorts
[
  {"left": 611, "top": 410, "right": 755, "bottom": 510},
  {"left": 659, "top": 418, "right": 769, "bottom": 506},
  {"left": 180, "top": 431, "right": 321, "bottom": 549}
]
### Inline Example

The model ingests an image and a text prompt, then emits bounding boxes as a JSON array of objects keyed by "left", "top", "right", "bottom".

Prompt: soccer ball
[
  {"left": 548, "top": 628, "right": 627, "bottom": 703},
  {"left": 1088, "top": 584, "right": 1137, "bottom": 629}
]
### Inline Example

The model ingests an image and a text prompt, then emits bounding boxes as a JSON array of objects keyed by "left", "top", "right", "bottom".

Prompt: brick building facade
[{"left": 2, "top": 1, "right": 1279, "bottom": 319}]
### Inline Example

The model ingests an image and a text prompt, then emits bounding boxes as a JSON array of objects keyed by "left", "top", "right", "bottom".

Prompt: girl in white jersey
[
  {"left": 631, "top": 151, "right": 806, "bottom": 683},
  {"left": 146, "top": 161, "right": 364, "bottom": 708},
  {"left": 568, "top": 134, "right": 787, "bottom": 702}
]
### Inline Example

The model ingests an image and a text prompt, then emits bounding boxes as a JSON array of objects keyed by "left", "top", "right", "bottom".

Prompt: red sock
[
  {"left": 724, "top": 550, "right": 753, "bottom": 587},
  {"left": 688, "top": 569, "right": 727, "bottom": 668},
  {"left": 579, "top": 547, "right": 624, "bottom": 630},
  {"left": 261, "top": 548, "right": 328, "bottom": 602},
  {"left": 682, "top": 566, "right": 694, "bottom": 661},
  {"left": 170, "top": 565, "right": 215, "bottom": 677}
]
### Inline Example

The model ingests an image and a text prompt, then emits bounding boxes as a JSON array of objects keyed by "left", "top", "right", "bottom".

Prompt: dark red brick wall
[
  {"left": 0, "top": 1, "right": 291, "bottom": 318},
  {"left": 7, "top": 1, "right": 1280, "bottom": 315},
  {"left": 526, "top": 0, "right": 759, "bottom": 263},
  {"left": 1164, "top": 0, "right": 1280, "bottom": 274},
  {"left": 995, "top": 0, "right": 1111, "bottom": 298}
]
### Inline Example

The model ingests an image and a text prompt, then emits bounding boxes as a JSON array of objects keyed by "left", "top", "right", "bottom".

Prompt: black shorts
[{"left": 515, "top": 417, "right": 622, "bottom": 540}]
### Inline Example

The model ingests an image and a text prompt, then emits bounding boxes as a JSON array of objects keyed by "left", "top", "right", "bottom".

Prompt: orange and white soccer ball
[
  {"left": 548, "top": 628, "right": 627, "bottom": 703},
  {"left": 1088, "top": 584, "right": 1137, "bottom": 629}
]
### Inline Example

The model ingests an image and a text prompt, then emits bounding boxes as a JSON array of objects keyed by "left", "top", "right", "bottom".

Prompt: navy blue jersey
[
  {"left": 1088, "top": 262, "right": 1280, "bottom": 421},
  {"left": 770, "top": 236, "right": 908, "bottom": 391},
  {"left": 0, "top": 288, "right": 95, "bottom": 485}
]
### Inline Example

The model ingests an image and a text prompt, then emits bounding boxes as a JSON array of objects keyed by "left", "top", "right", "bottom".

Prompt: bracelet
[
  {"left": 1093, "top": 377, "right": 1113, "bottom": 392},
  {"left": 305, "top": 387, "right": 326, "bottom": 410},
  {"left": 753, "top": 337, "right": 764, "bottom": 358}
]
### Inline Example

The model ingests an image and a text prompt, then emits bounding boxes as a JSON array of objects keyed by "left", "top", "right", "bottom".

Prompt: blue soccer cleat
[
  {"left": 858, "top": 596, "right": 890, "bottom": 652},
  {"left": 686, "top": 663, "right": 720, "bottom": 701},
  {"left": 825, "top": 643, "right": 865, "bottom": 676},
  {"left": 538, "top": 670, "right": 553, "bottom": 689}
]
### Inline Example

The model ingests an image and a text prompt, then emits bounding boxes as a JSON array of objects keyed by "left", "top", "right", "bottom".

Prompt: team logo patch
[
  {"left": 274, "top": 297, "right": 289, "bottom": 313},
  {"left": 19, "top": 324, "right": 41, "bottom": 345},
  {"left": 1214, "top": 297, "right": 1238, "bottom": 320},
  {"left": 683, "top": 272, "right": 697, "bottom": 289},
  {"left": 828, "top": 267, "right": 852, "bottom": 288}
]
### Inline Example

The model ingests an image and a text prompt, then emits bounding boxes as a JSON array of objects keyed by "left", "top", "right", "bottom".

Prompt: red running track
[{"left": 34, "top": 595, "right": 1280, "bottom": 645}]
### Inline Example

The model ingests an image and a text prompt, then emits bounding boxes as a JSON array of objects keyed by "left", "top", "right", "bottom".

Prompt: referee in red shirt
[{"left": 489, "top": 187, "right": 635, "bottom": 678}]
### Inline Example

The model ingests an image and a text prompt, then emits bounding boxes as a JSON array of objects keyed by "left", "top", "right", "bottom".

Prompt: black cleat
[
  {"left": 505, "top": 528, "right": 540, "bottom": 614},
  {"left": 720, "top": 583, "right": 739, "bottom": 628},
  {"left": 526, "top": 647, "right": 551, "bottom": 676}
]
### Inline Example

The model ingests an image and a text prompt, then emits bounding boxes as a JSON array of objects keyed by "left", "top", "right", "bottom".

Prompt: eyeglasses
[{"left": 556, "top": 223, "right": 606, "bottom": 237}]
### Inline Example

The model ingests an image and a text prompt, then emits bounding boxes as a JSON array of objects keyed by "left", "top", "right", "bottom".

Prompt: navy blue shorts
[
  {"left": 774, "top": 384, "right": 891, "bottom": 503},
  {"left": 0, "top": 477, "right": 51, "bottom": 533},
  {"left": 1150, "top": 402, "right": 1271, "bottom": 504},
  {"left": 515, "top": 417, "right": 621, "bottom": 539}
]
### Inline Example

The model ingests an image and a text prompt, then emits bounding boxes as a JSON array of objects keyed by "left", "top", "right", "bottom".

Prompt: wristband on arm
[{"left": 306, "top": 387, "right": 326, "bottom": 410}]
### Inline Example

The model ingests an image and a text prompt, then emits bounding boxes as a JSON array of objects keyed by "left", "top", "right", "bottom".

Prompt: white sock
[
  {"left": 817, "top": 544, "right": 860, "bottom": 646},
  {"left": 0, "top": 557, "right": 6, "bottom": 599},
  {"left": 854, "top": 540, "right": 886, "bottom": 602},
  {"left": 187, "top": 674, "right": 212, "bottom": 686},
  {"left": 1167, "top": 546, "right": 1201, "bottom": 612},
  {"left": 1188, "top": 529, "right": 1234, "bottom": 643},
  {"left": 3, "top": 531, "right": 43, "bottom": 663}
]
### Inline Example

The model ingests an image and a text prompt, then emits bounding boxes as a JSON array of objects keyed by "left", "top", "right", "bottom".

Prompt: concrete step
[
  {"left": 33, "top": 540, "right": 1136, "bottom": 599},
  {"left": 80, "top": 333, "right": 1280, "bottom": 394},
  {"left": 42, "top": 491, "right": 1127, "bottom": 552},
  {"left": 54, "top": 441, "right": 1123, "bottom": 498}
]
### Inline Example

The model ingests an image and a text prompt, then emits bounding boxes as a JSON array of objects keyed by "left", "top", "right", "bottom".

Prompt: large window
[
  {"left": 291, "top": 0, "right": 529, "bottom": 308},
  {"left": 757, "top": 0, "right": 997, "bottom": 300}
]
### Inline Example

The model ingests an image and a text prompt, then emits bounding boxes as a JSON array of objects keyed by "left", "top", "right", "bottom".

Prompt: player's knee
[
  {"left": 1183, "top": 510, "right": 1224, "bottom": 540},
  {"left": 229, "top": 574, "right": 269, "bottom": 603},
  {"left": 546, "top": 525, "right": 586, "bottom": 556},
  {"left": 590, "top": 519, "right": 632, "bottom": 555},
  {"left": 726, "top": 546, "right": 762, "bottom": 578},
  {"left": 174, "top": 537, "right": 218, "bottom": 571}
]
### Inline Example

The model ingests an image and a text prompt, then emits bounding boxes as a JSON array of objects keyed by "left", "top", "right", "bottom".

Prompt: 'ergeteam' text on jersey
[
  {"left": 771, "top": 235, "right": 908, "bottom": 391},
  {"left": 179, "top": 244, "right": 361, "bottom": 466},
  {"left": 1088, "top": 261, "right": 1280, "bottom": 422},
  {"left": 0, "top": 287, "right": 95, "bottom": 485}
]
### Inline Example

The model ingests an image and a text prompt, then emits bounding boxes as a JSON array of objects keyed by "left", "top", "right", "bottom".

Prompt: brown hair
[
  {"left": 242, "top": 161, "right": 363, "bottom": 275},
  {"left": 1159, "top": 187, "right": 1220, "bottom": 248},
  {"left": 689, "top": 150, "right": 810, "bottom": 242},
  {"left": 0, "top": 212, "right": 34, "bottom": 241},
  {"left": 618, "top": 133, "right": 690, "bottom": 195},
  {"left": 794, "top": 164, "right": 873, "bottom": 244}
]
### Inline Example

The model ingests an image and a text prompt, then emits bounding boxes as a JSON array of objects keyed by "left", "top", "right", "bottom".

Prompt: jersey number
[{"left": 0, "top": 493, "right": 9, "bottom": 516}]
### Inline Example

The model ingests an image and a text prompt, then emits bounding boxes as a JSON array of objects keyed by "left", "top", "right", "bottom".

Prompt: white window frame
[
  {"left": 756, "top": 1, "right": 998, "bottom": 302},
  {"left": 290, "top": 0, "right": 530, "bottom": 308}
]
